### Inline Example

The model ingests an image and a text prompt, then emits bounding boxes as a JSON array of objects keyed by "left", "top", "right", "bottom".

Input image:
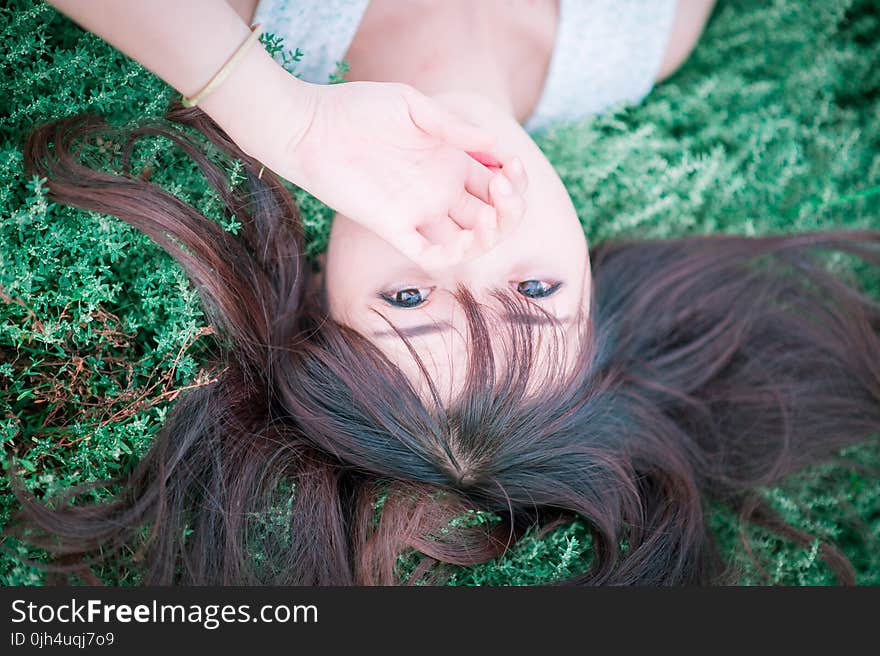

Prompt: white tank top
[{"left": 253, "top": 0, "right": 678, "bottom": 133}]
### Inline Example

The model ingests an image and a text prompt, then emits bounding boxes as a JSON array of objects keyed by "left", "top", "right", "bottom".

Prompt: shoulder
[{"left": 655, "top": 0, "right": 717, "bottom": 83}]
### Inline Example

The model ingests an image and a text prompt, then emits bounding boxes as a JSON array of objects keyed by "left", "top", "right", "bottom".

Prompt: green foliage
[
  {"left": 441, "top": 520, "right": 595, "bottom": 586},
  {"left": 259, "top": 33, "right": 304, "bottom": 75},
  {"left": 1, "top": 0, "right": 878, "bottom": 585}
]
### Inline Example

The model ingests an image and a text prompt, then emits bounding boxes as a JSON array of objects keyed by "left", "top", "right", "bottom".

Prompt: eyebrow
[{"left": 372, "top": 315, "right": 571, "bottom": 339}]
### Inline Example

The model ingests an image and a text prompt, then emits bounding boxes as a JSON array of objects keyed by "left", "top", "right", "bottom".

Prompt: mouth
[{"left": 466, "top": 150, "right": 503, "bottom": 170}]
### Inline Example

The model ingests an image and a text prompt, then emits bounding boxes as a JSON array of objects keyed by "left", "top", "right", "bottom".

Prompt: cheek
[
  {"left": 511, "top": 211, "right": 588, "bottom": 270},
  {"left": 325, "top": 214, "right": 419, "bottom": 324},
  {"left": 323, "top": 218, "right": 367, "bottom": 321},
  {"left": 325, "top": 213, "right": 359, "bottom": 266},
  {"left": 554, "top": 215, "right": 589, "bottom": 275},
  {"left": 327, "top": 212, "right": 411, "bottom": 268}
]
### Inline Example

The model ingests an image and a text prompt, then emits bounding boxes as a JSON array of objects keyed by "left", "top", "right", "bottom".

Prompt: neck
[{"left": 340, "top": 0, "right": 557, "bottom": 123}]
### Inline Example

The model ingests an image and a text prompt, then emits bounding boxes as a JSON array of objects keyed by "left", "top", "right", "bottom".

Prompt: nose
[{"left": 431, "top": 248, "right": 510, "bottom": 304}]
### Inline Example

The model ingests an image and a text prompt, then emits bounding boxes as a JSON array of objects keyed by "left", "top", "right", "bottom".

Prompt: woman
[{"left": 10, "top": 0, "right": 880, "bottom": 585}]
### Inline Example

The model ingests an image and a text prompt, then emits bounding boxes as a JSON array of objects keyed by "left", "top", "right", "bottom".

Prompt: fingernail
[{"left": 494, "top": 174, "right": 513, "bottom": 196}]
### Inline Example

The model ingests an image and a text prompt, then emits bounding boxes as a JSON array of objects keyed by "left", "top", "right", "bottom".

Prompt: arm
[
  {"left": 44, "top": 0, "right": 522, "bottom": 270},
  {"left": 655, "top": 0, "right": 717, "bottom": 83},
  {"left": 44, "top": 0, "right": 312, "bottom": 160}
]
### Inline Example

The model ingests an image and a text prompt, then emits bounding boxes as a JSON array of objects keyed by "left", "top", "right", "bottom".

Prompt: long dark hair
[{"left": 8, "top": 103, "right": 880, "bottom": 585}]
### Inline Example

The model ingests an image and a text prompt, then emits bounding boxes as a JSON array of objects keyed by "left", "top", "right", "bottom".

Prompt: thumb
[
  {"left": 383, "top": 226, "right": 471, "bottom": 271},
  {"left": 406, "top": 89, "right": 496, "bottom": 152}
]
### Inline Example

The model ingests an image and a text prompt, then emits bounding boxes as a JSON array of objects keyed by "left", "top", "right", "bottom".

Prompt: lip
[{"left": 466, "top": 150, "right": 503, "bottom": 169}]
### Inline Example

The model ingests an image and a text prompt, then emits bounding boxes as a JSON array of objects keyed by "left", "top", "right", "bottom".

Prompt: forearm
[
  {"left": 45, "top": 0, "right": 313, "bottom": 159},
  {"left": 47, "top": 0, "right": 260, "bottom": 96}
]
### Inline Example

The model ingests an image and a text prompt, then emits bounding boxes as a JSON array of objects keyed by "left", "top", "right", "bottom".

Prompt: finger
[
  {"left": 489, "top": 170, "right": 526, "bottom": 237},
  {"left": 406, "top": 90, "right": 496, "bottom": 152},
  {"left": 384, "top": 226, "right": 473, "bottom": 271},
  {"left": 417, "top": 225, "right": 475, "bottom": 270},
  {"left": 464, "top": 160, "right": 494, "bottom": 203},
  {"left": 384, "top": 229, "right": 434, "bottom": 261},
  {"left": 417, "top": 215, "right": 464, "bottom": 246},
  {"left": 449, "top": 192, "right": 499, "bottom": 251},
  {"left": 448, "top": 191, "right": 493, "bottom": 229},
  {"left": 417, "top": 216, "right": 477, "bottom": 260},
  {"left": 506, "top": 156, "right": 529, "bottom": 195}
]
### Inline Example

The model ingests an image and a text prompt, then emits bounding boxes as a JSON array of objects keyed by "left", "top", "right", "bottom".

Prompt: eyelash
[
  {"left": 379, "top": 281, "right": 562, "bottom": 308},
  {"left": 379, "top": 286, "right": 435, "bottom": 308}
]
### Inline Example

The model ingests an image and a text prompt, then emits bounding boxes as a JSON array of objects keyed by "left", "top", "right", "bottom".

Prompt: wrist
[{"left": 197, "top": 42, "right": 316, "bottom": 167}]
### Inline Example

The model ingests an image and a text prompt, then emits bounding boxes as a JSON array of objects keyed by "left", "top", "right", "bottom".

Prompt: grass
[{"left": 1, "top": 0, "right": 879, "bottom": 585}]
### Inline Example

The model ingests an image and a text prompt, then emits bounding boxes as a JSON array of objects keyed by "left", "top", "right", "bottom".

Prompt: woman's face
[{"left": 322, "top": 96, "right": 591, "bottom": 402}]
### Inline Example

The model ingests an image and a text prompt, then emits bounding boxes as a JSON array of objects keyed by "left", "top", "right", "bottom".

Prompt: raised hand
[{"left": 258, "top": 79, "right": 527, "bottom": 270}]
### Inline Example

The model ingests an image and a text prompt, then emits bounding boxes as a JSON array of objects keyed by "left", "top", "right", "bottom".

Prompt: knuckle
[{"left": 451, "top": 194, "right": 472, "bottom": 219}]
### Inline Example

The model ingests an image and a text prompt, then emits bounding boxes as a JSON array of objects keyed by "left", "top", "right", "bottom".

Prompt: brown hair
[{"left": 8, "top": 104, "right": 880, "bottom": 585}]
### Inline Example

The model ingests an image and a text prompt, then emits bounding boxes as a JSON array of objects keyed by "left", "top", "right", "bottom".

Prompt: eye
[
  {"left": 379, "top": 286, "right": 434, "bottom": 308},
  {"left": 514, "top": 280, "right": 562, "bottom": 299}
]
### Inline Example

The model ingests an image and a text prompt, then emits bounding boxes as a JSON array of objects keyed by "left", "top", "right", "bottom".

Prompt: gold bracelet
[{"left": 182, "top": 23, "right": 264, "bottom": 108}]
